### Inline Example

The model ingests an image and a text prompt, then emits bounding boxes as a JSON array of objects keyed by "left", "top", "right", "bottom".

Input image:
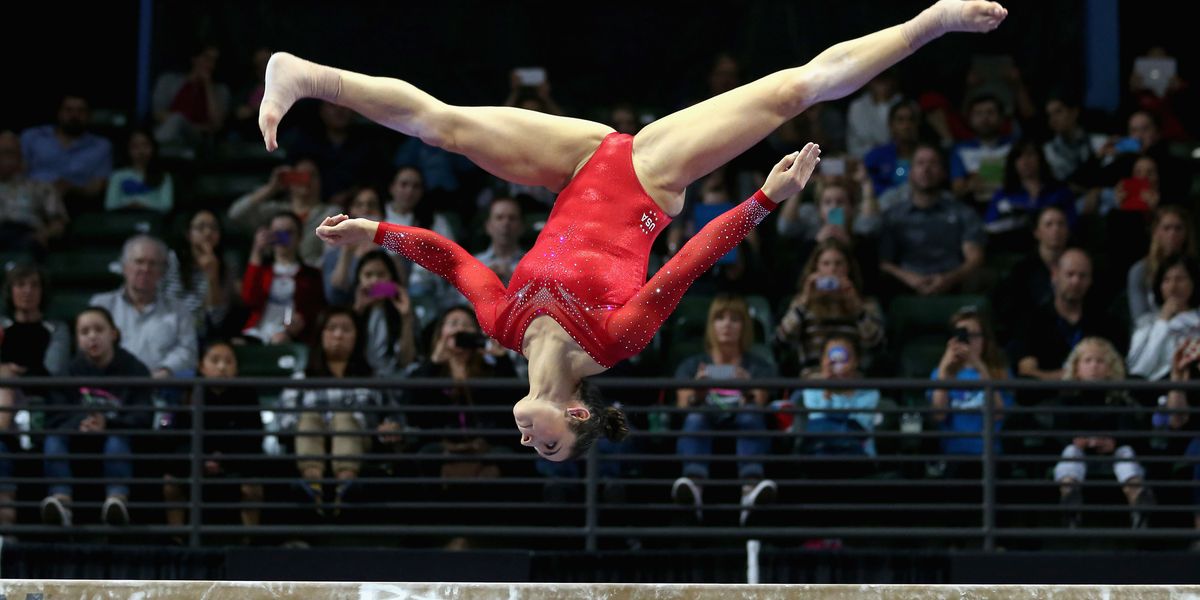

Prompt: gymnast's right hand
[
  {"left": 761, "top": 142, "right": 821, "bottom": 202},
  {"left": 315, "top": 214, "right": 377, "bottom": 247}
]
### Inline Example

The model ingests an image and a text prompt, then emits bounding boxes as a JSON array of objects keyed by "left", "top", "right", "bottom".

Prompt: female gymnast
[{"left": 261, "top": 0, "right": 1008, "bottom": 461}]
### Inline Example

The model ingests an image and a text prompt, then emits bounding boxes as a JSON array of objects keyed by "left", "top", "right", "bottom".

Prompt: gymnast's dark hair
[{"left": 568, "top": 379, "right": 630, "bottom": 459}]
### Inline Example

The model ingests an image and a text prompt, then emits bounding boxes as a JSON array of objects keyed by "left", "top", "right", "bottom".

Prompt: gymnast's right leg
[{"left": 258, "top": 53, "right": 612, "bottom": 192}]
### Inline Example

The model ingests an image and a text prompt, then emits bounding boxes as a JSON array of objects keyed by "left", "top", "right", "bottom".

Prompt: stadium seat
[
  {"left": 0, "top": 251, "right": 32, "bottom": 272},
  {"left": 67, "top": 211, "right": 163, "bottom": 247},
  {"left": 233, "top": 343, "right": 309, "bottom": 378},
  {"left": 46, "top": 289, "right": 100, "bottom": 323},
  {"left": 45, "top": 250, "right": 123, "bottom": 289},
  {"left": 887, "top": 294, "right": 991, "bottom": 343},
  {"left": 231, "top": 343, "right": 308, "bottom": 457}
]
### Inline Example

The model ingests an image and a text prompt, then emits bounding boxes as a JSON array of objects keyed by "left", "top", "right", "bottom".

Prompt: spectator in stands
[
  {"left": 863, "top": 100, "right": 921, "bottom": 198},
  {"left": 1164, "top": 339, "right": 1200, "bottom": 543},
  {"left": 401, "top": 306, "right": 516, "bottom": 484},
  {"left": 769, "top": 102, "right": 848, "bottom": 158},
  {"left": 846, "top": 70, "right": 902, "bottom": 158},
  {"left": 671, "top": 294, "right": 777, "bottom": 525},
  {"left": 1127, "top": 255, "right": 1200, "bottom": 380},
  {"left": 475, "top": 196, "right": 526, "bottom": 286},
  {"left": 19, "top": 94, "right": 112, "bottom": 213},
  {"left": 1124, "top": 46, "right": 1194, "bottom": 144},
  {"left": 1042, "top": 93, "right": 1095, "bottom": 189},
  {"left": 793, "top": 335, "right": 881, "bottom": 461},
  {"left": 949, "top": 94, "right": 1013, "bottom": 207},
  {"left": 0, "top": 365, "right": 15, "bottom": 529},
  {"left": 665, "top": 169, "right": 766, "bottom": 296},
  {"left": 40, "top": 307, "right": 153, "bottom": 527},
  {"left": 352, "top": 250, "right": 416, "bottom": 376},
  {"left": 928, "top": 306, "right": 1011, "bottom": 471},
  {"left": 162, "top": 340, "right": 264, "bottom": 536},
  {"left": 1054, "top": 337, "right": 1154, "bottom": 529},
  {"left": 879, "top": 143, "right": 986, "bottom": 296},
  {"left": 609, "top": 102, "right": 641, "bottom": 135},
  {"left": 983, "top": 139, "right": 1074, "bottom": 253},
  {"left": 104, "top": 128, "right": 173, "bottom": 214},
  {"left": 324, "top": 186, "right": 388, "bottom": 306},
  {"left": 151, "top": 43, "right": 231, "bottom": 147},
  {"left": 385, "top": 166, "right": 459, "bottom": 305},
  {"left": 504, "top": 68, "right": 566, "bottom": 117},
  {"left": 163, "top": 209, "right": 244, "bottom": 342},
  {"left": 288, "top": 102, "right": 384, "bottom": 205},
  {"left": 228, "top": 157, "right": 340, "bottom": 267},
  {"left": 962, "top": 55, "right": 1036, "bottom": 127},
  {"left": 775, "top": 240, "right": 884, "bottom": 377},
  {"left": 0, "top": 264, "right": 71, "bottom": 529},
  {"left": 1127, "top": 206, "right": 1194, "bottom": 323},
  {"left": 1111, "top": 154, "right": 1162, "bottom": 214},
  {"left": 1097, "top": 110, "right": 1190, "bottom": 202},
  {"left": 993, "top": 206, "right": 1070, "bottom": 340},
  {"left": 1, "top": 264, "right": 70, "bottom": 377},
  {"left": 280, "top": 307, "right": 381, "bottom": 514},
  {"left": 776, "top": 176, "right": 879, "bottom": 274},
  {"left": 241, "top": 211, "right": 326, "bottom": 344},
  {"left": 90, "top": 235, "right": 197, "bottom": 378},
  {"left": 0, "top": 130, "right": 68, "bottom": 257},
  {"left": 232, "top": 47, "right": 271, "bottom": 138},
  {"left": 1011, "top": 248, "right": 1125, "bottom": 381}
]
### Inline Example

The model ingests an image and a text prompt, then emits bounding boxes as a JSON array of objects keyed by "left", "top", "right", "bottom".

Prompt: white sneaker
[
  {"left": 740, "top": 479, "right": 778, "bottom": 526},
  {"left": 671, "top": 476, "right": 703, "bottom": 521},
  {"left": 102, "top": 496, "right": 130, "bottom": 526},
  {"left": 40, "top": 496, "right": 72, "bottom": 526}
]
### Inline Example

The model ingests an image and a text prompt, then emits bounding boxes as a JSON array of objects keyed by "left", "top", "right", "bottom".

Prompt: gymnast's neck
[{"left": 524, "top": 317, "right": 606, "bottom": 402}]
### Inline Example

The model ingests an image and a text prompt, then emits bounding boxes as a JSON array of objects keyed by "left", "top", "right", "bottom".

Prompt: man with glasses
[{"left": 90, "top": 234, "right": 198, "bottom": 379}]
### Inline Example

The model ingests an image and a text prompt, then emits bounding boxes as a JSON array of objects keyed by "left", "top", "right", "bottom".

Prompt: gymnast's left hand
[
  {"left": 315, "top": 214, "right": 378, "bottom": 247},
  {"left": 761, "top": 142, "right": 821, "bottom": 202}
]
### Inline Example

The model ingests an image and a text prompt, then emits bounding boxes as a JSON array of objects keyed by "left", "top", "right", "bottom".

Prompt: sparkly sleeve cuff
[
  {"left": 752, "top": 189, "right": 778, "bottom": 211},
  {"left": 373, "top": 221, "right": 391, "bottom": 245}
]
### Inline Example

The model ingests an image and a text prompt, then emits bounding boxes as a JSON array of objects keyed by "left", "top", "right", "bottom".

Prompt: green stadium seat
[
  {"left": 46, "top": 290, "right": 100, "bottom": 323},
  {"left": 192, "top": 173, "right": 266, "bottom": 205},
  {"left": 887, "top": 294, "right": 991, "bottom": 343},
  {"left": 45, "top": 250, "right": 123, "bottom": 289},
  {"left": 0, "top": 251, "right": 33, "bottom": 272},
  {"left": 233, "top": 343, "right": 309, "bottom": 378},
  {"left": 67, "top": 211, "right": 163, "bottom": 247}
]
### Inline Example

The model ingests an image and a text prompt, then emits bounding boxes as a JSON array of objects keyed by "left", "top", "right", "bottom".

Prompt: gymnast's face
[{"left": 513, "top": 396, "right": 583, "bottom": 462}]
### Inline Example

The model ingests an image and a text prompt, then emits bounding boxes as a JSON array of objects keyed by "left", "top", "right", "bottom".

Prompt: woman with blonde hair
[
  {"left": 672, "top": 294, "right": 779, "bottom": 525},
  {"left": 1127, "top": 206, "right": 1195, "bottom": 322},
  {"left": 1054, "top": 337, "right": 1154, "bottom": 529}
]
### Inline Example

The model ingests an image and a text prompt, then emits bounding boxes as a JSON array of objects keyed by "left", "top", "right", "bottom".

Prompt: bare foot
[
  {"left": 258, "top": 52, "right": 341, "bottom": 151},
  {"left": 934, "top": 0, "right": 1008, "bottom": 34}
]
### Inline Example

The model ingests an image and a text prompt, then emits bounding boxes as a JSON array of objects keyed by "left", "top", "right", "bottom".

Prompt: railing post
[
  {"left": 982, "top": 383, "right": 996, "bottom": 552},
  {"left": 189, "top": 381, "right": 203, "bottom": 548},
  {"left": 585, "top": 441, "right": 599, "bottom": 551}
]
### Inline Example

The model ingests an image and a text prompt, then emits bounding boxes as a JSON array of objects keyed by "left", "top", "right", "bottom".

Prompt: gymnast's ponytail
[{"left": 568, "top": 379, "right": 629, "bottom": 459}]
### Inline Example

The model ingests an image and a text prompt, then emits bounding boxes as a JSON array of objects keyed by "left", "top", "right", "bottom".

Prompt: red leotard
[{"left": 373, "top": 132, "right": 777, "bottom": 368}]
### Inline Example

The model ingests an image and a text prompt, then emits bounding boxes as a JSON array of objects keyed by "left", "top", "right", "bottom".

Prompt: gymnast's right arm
[{"left": 315, "top": 215, "right": 506, "bottom": 334}]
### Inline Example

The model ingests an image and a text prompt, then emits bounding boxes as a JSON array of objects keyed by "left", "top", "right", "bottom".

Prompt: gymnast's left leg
[{"left": 631, "top": 0, "right": 1007, "bottom": 215}]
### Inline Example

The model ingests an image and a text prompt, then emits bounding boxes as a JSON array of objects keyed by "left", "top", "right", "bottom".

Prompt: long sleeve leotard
[{"left": 374, "top": 133, "right": 777, "bottom": 368}]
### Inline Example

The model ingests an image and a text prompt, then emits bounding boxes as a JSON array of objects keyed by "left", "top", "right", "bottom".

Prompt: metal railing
[{"left": 0, "top": 375, "right": 1196, "bottom": 551}]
